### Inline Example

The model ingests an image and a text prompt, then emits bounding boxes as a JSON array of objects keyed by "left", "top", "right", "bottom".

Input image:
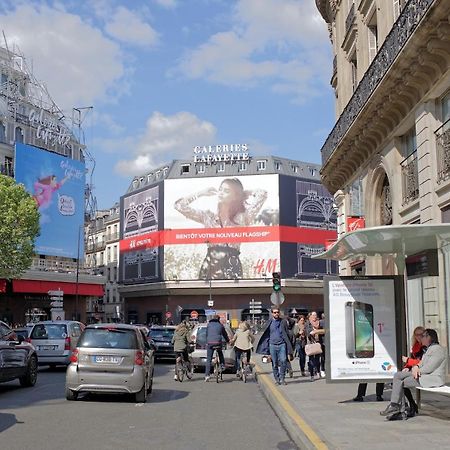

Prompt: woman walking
[
  {"left": 294, "top": 315, "right": 307, "bottom": 376},
  {"left": 305, "top": 311, "right": 324, "bottom": 381}
]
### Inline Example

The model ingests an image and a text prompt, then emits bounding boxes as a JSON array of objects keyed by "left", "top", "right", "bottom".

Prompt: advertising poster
[
  {"left": 325, "top": 277, "right": 399, "bottom": 382},
  {"left": 164, "top": 174, "right": 280, "bottom": 280},
  {"left": 120, "top": 185, "right": 161, "bottom": 283},
  {"left": 14, "top": 143, "right": 85, "bottom": 258}
]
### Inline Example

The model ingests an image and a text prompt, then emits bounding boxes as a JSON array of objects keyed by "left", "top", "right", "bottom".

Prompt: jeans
[
  {"left": 269, "top": 343, "right": 287, "bottom": 382},
  {"left": 308, "top": 354, "right": 321, "bottom": 376},
  {"left": 235, "top": 347, "right": 251, "bottom": 372},
  {"left": 205, "top": 345, "right": 225, "bottom": 376},
  {"left": 320, "top": 344, "right": 325, "bottom": 372},
  {"left": 295, "top": 343, "right": 306, "bottom": 372},
  {"left": 390, "top": 371, "right": 420, "bottom": 405}
]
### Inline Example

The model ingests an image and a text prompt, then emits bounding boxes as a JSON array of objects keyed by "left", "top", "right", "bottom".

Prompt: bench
[{"left": 416, "top": 385, "right": 450, "bottom": 409}]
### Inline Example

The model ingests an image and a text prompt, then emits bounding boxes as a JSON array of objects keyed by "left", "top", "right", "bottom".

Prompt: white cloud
[
  {"left": 105, "top": 6, "right": 159, "bottom": 47},
  {"left": 153, "top": 0, "right": 178, "bottom": 9},
  {"left": 115, "top": 111, "right": 217, "bottom": 176},
  {"left": 0, "top": 3, "right": 126, "bottom": 110},
  {"left": 178, "top": 0, "right": 330, "bottom": 102}
]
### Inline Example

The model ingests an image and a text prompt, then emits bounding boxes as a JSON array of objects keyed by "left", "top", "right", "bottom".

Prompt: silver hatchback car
[{"left": 65, "top": 324, "right": 155, "bottom": 403}]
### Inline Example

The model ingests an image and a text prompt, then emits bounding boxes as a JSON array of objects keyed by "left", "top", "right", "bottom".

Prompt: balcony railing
[
  {"left": 86, "top": 241, "right": 106, "bottom": 252},
  {"left": 401, "top": 150, "right": 419, "bottom": 205},
  {"left": 321, "top": 0, "right": 435, "bottom": 166},
  {"left": 436, "top": 119, "right": 450, "bottom": 184},
  {"left": 30, "top": 257, "right": 93, "bottom": 274},
  {"left": 105, "top": 232, "right": 120, "bottom": 243}
]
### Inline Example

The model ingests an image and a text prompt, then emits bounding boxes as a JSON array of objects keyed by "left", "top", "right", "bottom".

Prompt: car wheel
[
  {"left": 19, "top": 355, "right": 38, "bottom": 387},
  {"left": 134, "top": 383, "right": 147, "bottom": 403},
  {"left": 147, "top": 369, "right": 154, "bottom": 395},
  {"left": 65, "top": 387, "right": 78, "bottom": 401}
]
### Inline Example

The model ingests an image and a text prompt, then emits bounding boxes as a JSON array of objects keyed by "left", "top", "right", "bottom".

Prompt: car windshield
[
  {"left": 14, "top": 329, "right": 30, "bottom": 339},
  {"left": 149, "top": 329, "right": 174, "bottom": 341},
  {"left": 31, "top": 324, "right": 67, "bottom": 340},
  {"left": 78, "top": 328, "right": 138, "bottom": 349}
]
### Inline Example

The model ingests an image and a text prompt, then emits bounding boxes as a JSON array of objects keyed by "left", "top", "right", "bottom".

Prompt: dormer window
[
  {"left": 291, "top": 164, "right": 299, "bottom": 173},
  {"left": 147, "top": 173, "right": 153, "bottom": 183},
  {"left": 308, "top": 167, "right": 317, "bottom": 177},
  {"left": 257, "top": 160, "right": 266, "bottom": 171},
  {"left": 274, "top": 161, "right": 282, "bottom": 171},
  {"left": 197, "top": 164, "right": 205, "bottom": 174},
  {"left": 217, "top": 162, "right": 225, "bottom": 172},
  {"left": 238, "top": 161, "right": 248, "bottom": 172},
  {"left": 181, "top": 164, "right": 190, "bottom": 174}
]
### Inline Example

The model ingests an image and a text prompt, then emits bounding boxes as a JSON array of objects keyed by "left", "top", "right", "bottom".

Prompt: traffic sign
[
  {"left": 50, "top": 296, "right": 64, "bottom": 301},
  {"left": 249, "top": 309, "right": 262, "bottom": 314},
  {"left": 270, "top": 291, "right": 285, "bottom": 306},
  {"left": 207, "top": 300, "right": 214, "bottom": 307},
  {"left": 48, "top": 290, "right": 63, "bottom": 297},
  {"left": 165, "top": 311, "right": 172, "bottom": 319},
  {"left": 249, "top": 301, "right": 262, "bottom": 306},
  {"left": 190, "top": 310, "right": 199, "bottom": 319},
  {"left": 50, "top": 301, "right": 64, "bottom": 308}
]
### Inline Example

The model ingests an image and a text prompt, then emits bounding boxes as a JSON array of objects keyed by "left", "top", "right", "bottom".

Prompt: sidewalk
[{"left": 253, "top": 354, "right": 450, "bottom": 450}]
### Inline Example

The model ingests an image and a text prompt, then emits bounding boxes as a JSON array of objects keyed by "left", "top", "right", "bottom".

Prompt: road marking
[{"left": 255, "top": 364, "right": 329, "bottom": 450}]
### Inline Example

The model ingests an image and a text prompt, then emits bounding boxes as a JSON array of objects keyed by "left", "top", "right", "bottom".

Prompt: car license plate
[
  {"left": 158, "top": 342, "right": 170, "bottom": 346},
  {"left": 94, "top": 355, "right": 121, "bottom": 363},
  {"left": 39, "top": 345, "right": 56, "bottom": 351}
]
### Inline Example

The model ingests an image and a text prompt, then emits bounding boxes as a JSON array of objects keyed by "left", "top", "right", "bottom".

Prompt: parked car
[
  {"left": 148, "top": 325, "right": 176, "bottom": 360},
  {"left": 13, "top": 325, "right": 34, "bottom": 340},
  {"left": 190, "top": 323, "right": 236, "bottom": 372},
  {"left": 65, "top": 323, "right": 154, "bottom": 402},
  {"left": 29, "top": 320, "right": 85, "bottom": 367},
  {"left": 0, "top": 320, "right": 38, "bottom": 387}
]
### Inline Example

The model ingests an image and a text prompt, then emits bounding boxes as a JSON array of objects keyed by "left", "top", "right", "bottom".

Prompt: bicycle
[
  {"left": 212, "top": 346, "right": 223, "bottom": 383},
  {"left": 175, "top": 353, "right": 193, "bottom": 383},
  {"left": 239, "top": 354, "right": 252, "bottom": 383}
]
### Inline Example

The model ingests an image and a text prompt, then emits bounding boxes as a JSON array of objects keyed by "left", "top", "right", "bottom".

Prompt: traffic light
[{"left": 272, "top": 272, "right": 281, "bottom": 292}]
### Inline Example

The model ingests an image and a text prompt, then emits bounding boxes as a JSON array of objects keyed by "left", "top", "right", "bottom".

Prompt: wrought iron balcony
[
  {"left": 436, "top": 119, "right": 450, "bottom": 184},
  {"left": 321, "top": 0, "right": 435, "bottom": 166},
  {"left": 401, "top": 150, "right": 419, "bottom": 205},
  {"left": 105, "top": 232, "right": 120, "bottom": 243}
]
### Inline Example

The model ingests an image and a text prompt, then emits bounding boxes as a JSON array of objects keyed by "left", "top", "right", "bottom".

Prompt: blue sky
[{"left": 1, "top": 0, "right": 335, "bottom": 209}]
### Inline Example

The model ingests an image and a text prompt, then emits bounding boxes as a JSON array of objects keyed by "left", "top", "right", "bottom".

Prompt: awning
[
  {"left": 12, "top": 279, "right": 104, "bottom": 296},
  {"left": 312, "top": 224, "right": 450, "bottom": 261}
]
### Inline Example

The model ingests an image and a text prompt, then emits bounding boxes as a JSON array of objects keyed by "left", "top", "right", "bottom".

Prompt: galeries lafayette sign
[
  {"left": 193, "top": 144, "right": 249, "bottom": 164},
  {"left": 28, "top": 107, "right": 71, "bottom": 147}
]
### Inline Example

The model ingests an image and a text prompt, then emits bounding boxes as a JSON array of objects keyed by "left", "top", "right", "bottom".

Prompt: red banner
[{"left": 120, "top": 226, "right": 337, "bottom": 253}]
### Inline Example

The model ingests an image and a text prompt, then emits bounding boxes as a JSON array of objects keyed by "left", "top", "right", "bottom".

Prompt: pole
[
  {"left": 251, "top": 298, "right": 255, "bottom": 325},
  {"left": 75, "top": 224, "right": 81, "bottom": 321},
  {"left": 206, "top": 240, "right": 212, "bottom": 304}
]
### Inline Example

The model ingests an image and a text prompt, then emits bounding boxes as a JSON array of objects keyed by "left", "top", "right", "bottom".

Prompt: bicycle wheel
[
  {"left": 176, "top": 358, "right": 184, "bottom": 382},
  {"left": 241, "top": 358, "right": 247, "bottom": 383},
  {"left": 186, "top": 358, "right": 193, "bottom": 380}
]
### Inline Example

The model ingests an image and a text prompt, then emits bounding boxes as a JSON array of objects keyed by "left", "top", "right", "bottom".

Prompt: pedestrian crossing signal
[{"left": 272, "top": 272, "right": 281, "bottom": 292}]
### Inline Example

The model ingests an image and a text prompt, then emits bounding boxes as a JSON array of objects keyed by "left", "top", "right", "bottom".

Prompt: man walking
[{"left": 256, "top": 308, "right": 293, "bottom": 385}]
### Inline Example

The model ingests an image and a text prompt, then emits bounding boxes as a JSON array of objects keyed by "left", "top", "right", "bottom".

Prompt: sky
[{"left": 0, "top": 0, "right": 335, "bottom": 209}]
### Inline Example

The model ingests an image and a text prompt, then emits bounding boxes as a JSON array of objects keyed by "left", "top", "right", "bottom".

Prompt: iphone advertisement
[{"left": 325, "top": 277, "right": 399, "bottom": 382}]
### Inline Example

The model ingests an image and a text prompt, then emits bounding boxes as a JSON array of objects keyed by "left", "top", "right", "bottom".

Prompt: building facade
[
  {"left": 316, "top": 0, "right": 450, "bottom": 353},
  {"left": 119, "top": 153, "right": 338, "bottom": 325},
  {"left": 0, "top": 45, "right": 104, "bottom": 324}
]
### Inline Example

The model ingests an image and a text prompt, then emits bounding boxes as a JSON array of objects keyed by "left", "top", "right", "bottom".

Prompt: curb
[{"left": 255, "top": 362, "right": 329, "bottom": 450}]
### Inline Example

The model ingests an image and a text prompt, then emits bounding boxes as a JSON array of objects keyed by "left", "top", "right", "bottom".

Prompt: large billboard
[
  {"left": 120, "top": 185, "right": 162, "bottom": 284},
  {"left": 14, "top": 143, "right": 85, "bottom": 258},
  {"left": 164, "top": 174, "right": 280, "bottom": 280}
]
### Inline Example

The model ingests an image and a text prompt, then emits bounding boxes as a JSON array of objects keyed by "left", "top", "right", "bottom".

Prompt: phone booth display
[{"left": 324, "top": 276, "right": 402, "bottom": 383}]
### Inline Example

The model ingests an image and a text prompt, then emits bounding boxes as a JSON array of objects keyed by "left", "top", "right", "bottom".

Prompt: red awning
[{"left": 12, "top": 279, "right": 104, "bottom": 296}]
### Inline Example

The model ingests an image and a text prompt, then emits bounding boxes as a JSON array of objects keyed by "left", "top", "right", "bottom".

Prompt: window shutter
[{"left": 393, "top": 0, "right": 400, "bottom": 20}]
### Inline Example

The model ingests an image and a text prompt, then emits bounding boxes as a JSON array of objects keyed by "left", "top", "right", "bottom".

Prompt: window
[
  {"left": 0, "top": 122, "right": 5, "bottom": 142},
  {"left": 274, "top": 161, "right": 282, "bottom": 171},
  {"left": 15, "top": 127, "right": 24, "bottom": 143},
  {"left": 181, "top": 164, "right": 190, "bottom": 174},
  {"left": 238, "top": 161, "right": 247, "bottom": 172},
  {"left": 393, "top": 0, "right": 406, "bottom": 20},
  {"left": 113, "top": 245, "right": 118, "bottom": 261},
  {"left": 350, "top": 52, "right": 358, "bottom": 92},
  {"left": 349, "top": 178, "right": 364, "bottom": 216},
  {"left": 217, "top": 162, "right": 225, "bottom": 172},
  {"left": 368, "top": 25, "right": 378, "bottom": 64},
  {"left": 147, "top": 173, "right": 153, "bottom": 183},
  {"left": 256, "top": 160, "right": 266, "bottom": 171},
  {"left": 291, "top": 164, "right": 299, "bottom": 173},
  {"left": 197, "top": 164, "right": 205, "bottom": 174},
  {"left": 133, "top": 179, "right": 139, "bottom": 189},
  {"left": 155, "top": 170, "right": 161, "bottom": 179},
  {"left": 403, "top": 126, "right": 417, "bottom": 158},
  {"left": 442, "top": 91, "right": 450, "bottom": 124},
  {"left": 308, "top": 167, "right": 317, "bottom": 177}
]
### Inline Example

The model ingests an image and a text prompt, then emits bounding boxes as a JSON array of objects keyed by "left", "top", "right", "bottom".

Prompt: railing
[
  {"left": 401, "top": 150, "right": 419, "bottom": 205},
  {"left": 436, "top": 119, "right": 450, "bottom": 184},
  {"left": 29, "top": 257, "right": 93, "bottom": 274},
  {"left": 345, "top": 4, "right": 355, "bottom": 35},
  {"left": 86, "top": 241, "right": 106, "bottom": 252},
  {"left": 0, "top": 164, "right": 14, "bottom": 177},
  {"left": 321, "top": 0, "right": 435, "bottom": 166},
  {"left": 105, "top": 232, "right": 120, "bottom": 243}
]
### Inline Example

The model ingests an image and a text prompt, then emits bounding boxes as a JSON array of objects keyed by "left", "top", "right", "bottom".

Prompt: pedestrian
[
  {"left": 231, "top": 321, "right": 254, "bottom": 376},
  {"left": 285, "top": 316, "right": 296, "bottom": 378},
  {"left": 256, "top": 307, "right": 293, "bottom": 385},
  {"left": 380, "top": 328, "right": 447, "bottom": 419},
  {"left": 353, "top": 383, "right": 385, "bottom": 402},
  {"left": 294, "top": 315, "right": 307, "bottom": 376},
  {"left": 305, "top": 311, "right": 324, "bottom": 381}
]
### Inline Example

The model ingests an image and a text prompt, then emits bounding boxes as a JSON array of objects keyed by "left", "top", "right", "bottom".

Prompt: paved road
[{"left": 0, "top": 363, "right": 297, "bottom": 450}]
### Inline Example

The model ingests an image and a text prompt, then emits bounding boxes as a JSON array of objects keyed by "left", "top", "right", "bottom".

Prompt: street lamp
[{"left": 74, "top": 224, "right": 83, "bottom": 321}]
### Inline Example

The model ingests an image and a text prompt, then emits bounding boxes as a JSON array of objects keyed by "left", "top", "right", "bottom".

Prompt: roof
[{"left": 312, "top": 224, "right": 450, "bottom": 260}]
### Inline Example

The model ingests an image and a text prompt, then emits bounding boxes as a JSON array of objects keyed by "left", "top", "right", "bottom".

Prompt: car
[
  {"left": 147, "top": 325, "right": 177, "bottom": 360},
  {"left": 29, "top": 320, "right": 85, "bottom": 367},
  {"left": 190, "top": 323, "right": 236, "bottom": 372},
  {"left": 13, "top": 325, "right": 34, "bottom": 340},
  {"left": 65, "top": 323, "right": 154, "bottom": 402},
  {"left": 0, "top": 320, "right": 38, "bottom": 387}
]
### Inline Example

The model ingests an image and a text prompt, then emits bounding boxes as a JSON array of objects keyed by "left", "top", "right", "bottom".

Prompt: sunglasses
[{"left": 272, "top": 311, "right": 280, "bottom": 314}]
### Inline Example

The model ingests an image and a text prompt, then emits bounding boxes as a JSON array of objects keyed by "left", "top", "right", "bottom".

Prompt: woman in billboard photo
[
  {"left": 174, "top": 178, "right": 268, "bottom": 279},
  {"left": 33, "top": 174, "right": 69, "bottom": 210}
]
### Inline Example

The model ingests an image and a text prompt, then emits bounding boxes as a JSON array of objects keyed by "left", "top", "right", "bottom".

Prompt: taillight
[
  {"left": 65, "top": 336, "right": 71, "bottom": 351},
  {"left": 25, "top": 337, "right": 31, "bottom": 343},
  {"left": 135, "top": 350, "right": 144, "bottom": 366},
  {"left": 70, "top": 349, "right": 79, "bottom": 363}
]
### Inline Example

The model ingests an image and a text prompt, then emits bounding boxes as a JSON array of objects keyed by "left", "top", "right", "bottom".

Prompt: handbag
[{"left": 305, "top": 342, "right": 322, "bottom": 356}]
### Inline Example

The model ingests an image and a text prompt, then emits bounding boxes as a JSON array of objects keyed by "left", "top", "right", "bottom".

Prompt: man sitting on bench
[{"left": 380, "top": 328, "right": 446, "bottom": 418}]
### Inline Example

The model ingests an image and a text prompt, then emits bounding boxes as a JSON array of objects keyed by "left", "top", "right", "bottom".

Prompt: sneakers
[
  {"left": 288, "top": 369, "right": 294, "bottom": 378},
  {"left": 310, "top": 375, "right": 315, "bottom": 382},
  {"left": 204, "top": 376, "right": 210, "bottom": 382},
  {"left": 320, "top": 371, "right": 326, "bottom": 378},
  {"left": 281, "top": 379, "right": 287, "bottom": 385},
  {"left": 353, "top": 396, "right": 364, "bottom": 402},
  {"left": 380, "top": 403, "right": 400, "bottom": 417},
  {"left": 376, "top": 395, "right": 384, "bottom": 402},
  {"left": 174, "top": 374, "right": 178, "bottom": 381}
]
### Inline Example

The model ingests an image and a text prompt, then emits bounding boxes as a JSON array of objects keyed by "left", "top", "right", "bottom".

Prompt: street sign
[
  {"left": 291, "top": 308, "right": 298, "bottom": 315},
  {"left": 190, "top": 310, "right": 199, "bottom": 319},
  {"left": 48, "top": 290, "right": 63, "bottom": 297},
  {"left": 249, "top": 301, "right": 262, "bottom": 306},
  {"left": 50, "top": 296, "right": 64, "bottom": 301},
  {"left": 50, "top": 301, "right": 63, "bottom": 308},
  {"left": 270, "top": 291, "right": 285, "bottom": 306},
  {"left": 249, "top": 309, "right": 262, "bottom": 314},
  {"left": 205, "top": 309, "right": 216, "bottom": 316},
  {"left": 207, "top": 300, "right": 214, "bottom": 307},
  {"left": 165, "top": 311, "right": 172, "bottom": 319}
]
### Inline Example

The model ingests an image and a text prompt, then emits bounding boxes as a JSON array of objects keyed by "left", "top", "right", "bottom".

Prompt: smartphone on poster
[{"left": 345, "top": 301, "right": 375, "bottom": 358}]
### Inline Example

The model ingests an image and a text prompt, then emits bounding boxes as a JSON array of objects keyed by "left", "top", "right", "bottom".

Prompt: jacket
[
  {"left": 172, "top": 327, "right": 190, "bottom": 352},
  {"left": 255, "top": 317, "right": 293, "bottom": 356},
  {"left": 418, "top": 343, "right": 447, "bottom": 388},
  {"left": 232, "top": 329, "right": 254, "bottom": 351},
  {"left": 206, "top": 319, "right": 229, "bottom": 345}
]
